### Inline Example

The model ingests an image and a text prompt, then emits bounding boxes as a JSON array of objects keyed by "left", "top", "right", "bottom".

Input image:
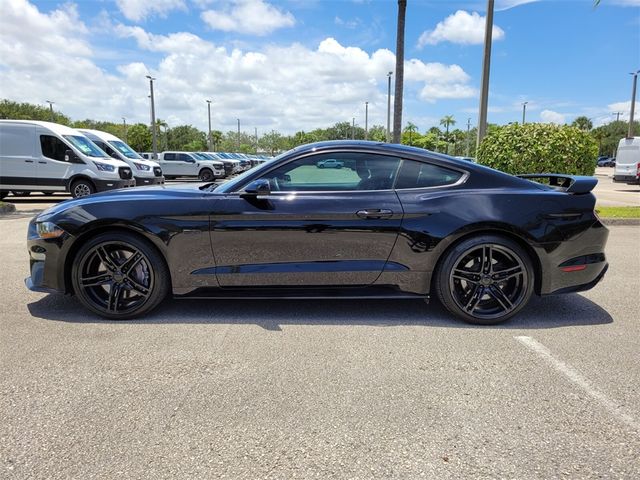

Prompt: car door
[
  {"left": 158, "top": 153, "right": 177, "bottom": 176},
  {"left": 210, "top": 151, "right": 403, "bottom": 288},
  {"left": 177, "top": 153, "right": 197, "bottom": 176},
  {"left": 0, "top": 123, "right": 37, "bottom": 190},
  {"left": 36, "top": 131, "right": 74, "bottom": 191}
]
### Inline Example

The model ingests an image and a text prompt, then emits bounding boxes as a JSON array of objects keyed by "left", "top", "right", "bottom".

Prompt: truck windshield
[
  {"left": 63, "top": 135, "right": 108, "bottom": 158},
  {"left": 110, "top": 140, "right": 143, "bottom": 160}
]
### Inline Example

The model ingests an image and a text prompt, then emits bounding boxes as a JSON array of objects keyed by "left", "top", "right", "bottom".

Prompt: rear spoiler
[{"left": 516, "top": 174, "right": 598, "bottom": 194}]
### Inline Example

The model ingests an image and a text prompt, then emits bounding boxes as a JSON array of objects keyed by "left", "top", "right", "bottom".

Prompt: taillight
[{"left": 636, "top": 162, "right": 640, "bottom": 178}]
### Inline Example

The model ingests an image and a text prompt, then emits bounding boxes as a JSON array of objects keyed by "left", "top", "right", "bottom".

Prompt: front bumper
[
  {"left": 134, "top": 175, "right": 165, "bottom": 186},
  {"left": 94, "top": 178, "right": 136, "bottom": 192},
  {"left": 613, "top": 175, "right": 639, "bottom": 185}
]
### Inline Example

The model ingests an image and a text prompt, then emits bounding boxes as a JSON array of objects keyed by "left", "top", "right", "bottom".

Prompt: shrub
[{"left": 477, "top": 123, "right": 597, "bottom": 176}]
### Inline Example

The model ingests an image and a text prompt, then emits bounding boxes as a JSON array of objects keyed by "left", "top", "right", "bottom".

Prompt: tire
[
  {"left": 71, "top": 232, "right": 170, "bottom": 320},
  {"left": 435, "top": 235, "right": 534, "bottom": 325},
  {"left": 11, "top": 191, "right": 30, "bottom": 196},
  {"left": 165, "top": 176, "right": 176, "bottom": 180},
  {"left": 198, "top": 168, "right": 214, "bottom": 182},
  {"left": 318, "top": 164, "right": 325, "bottom": 169},
  {"left": 336, "top": 164, "right": 342, "bottom": 169},
  {"left": 0, "top": 191, "right": 7, "bottom": 200},
  {"left": 41, "top": 191, "right": 54, "bottom": 196},
  {"left": 70, "top": 179, "right": 95, "bottom": 198}
]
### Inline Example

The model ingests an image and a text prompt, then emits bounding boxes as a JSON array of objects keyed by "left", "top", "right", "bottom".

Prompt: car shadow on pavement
[{"left": 27, "top": 293, "right": 612, "bottom": 330}]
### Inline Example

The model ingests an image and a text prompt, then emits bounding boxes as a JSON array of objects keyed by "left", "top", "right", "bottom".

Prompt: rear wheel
[
  {"left": 435, "top": 235, "right": 534, "bottom": 325},
  {"left": 71, "top": 232, "right": 170, "bottom": 320},
  {"left": 41, "top": 191, "right": 54, "bottom": 196},
  {"left": 70, "top": 179, "right": 95, "bottom": 198},
  {"left": 11, "top": 191, "right": 30, "bottom": 196},
  {"left": 0, "top": 191, "right": 8, "bottom": 200}
]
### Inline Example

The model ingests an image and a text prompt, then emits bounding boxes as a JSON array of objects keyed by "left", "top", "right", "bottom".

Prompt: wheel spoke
[
  {"left": 464, "top": 285, "right": 484, "bottom": 312},
  {"left": 482, "top": 245, "right": 493, "bottom": 274},
  {"left": 125, "top": 277, "right": 150, "bottom": 297},
  {"left": 81, "top": 273, "right": 111, "bottom": 287},
  {"left": 487, "top": 285, "right": 514, "bottom": 312},
  {"left": 108, "top": 284, "right": 123, "bottom": 312},
  {"left": 492, "top": 265, "right": 523, "bottom": 282},
  {"left": 120, "top": 251, "right": 143, "bottom": 274},
  {"left": 96, "top": 246, "right": 118, "bottom": 271},
  {"left": 452, "top": 269, "right": 480, "bottom": 284}
]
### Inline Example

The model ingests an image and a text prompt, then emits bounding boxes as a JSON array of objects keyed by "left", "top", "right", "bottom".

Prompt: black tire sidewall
[
  {"left": 199, "top": 169, "right": 213, "bottom": 181},
  {"left": 70, "top": 180, "right": 95, "bottom": 198},
  {"left": 71, "top": 232, "right": 170, "bottom": 320},
  {"left": 435, "top": 235, "right": 535, "bottom": 325}
]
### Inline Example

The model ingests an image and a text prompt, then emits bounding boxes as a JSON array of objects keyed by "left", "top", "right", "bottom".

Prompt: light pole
[
  {"left": 255, "top": 127, "right": 258, "bottom": 154},
  {"left": 122, "top": 117, "right": 127, "bottom": 143},
  {"left": 237, "top": 119, "right": 240, "bottom": 152},
  {"left": 476, "top": 0, "right": 495, "bottom": 149},
  {"left": 466, "top": 117, "right": 471, "bottom": 157},
  {"left": 386, "top": 71, "right": 393, "bottom": 142},
  {"left": 628, "top": 70, "right": 639, "bottom": 138},
  {"left": 146, "top": 75, "right": 157, "bottom": 160},
  {"left": 352, "top": 117, "right": 355, "bottom": 140},
  {"left": 364, "top": 101, "right": 369, "bottom": 140},
  {"left": 613, "top": 111, "right": 623, "bottom": 122},
  {"left": 206, "top": 99, "right": 212, "bottom": 151},
  {"left": 522, "top": 101, "right": 528, "bottom": 124},
  {"left": 45, "top": 100, "right": 54, "bottom": 121}
]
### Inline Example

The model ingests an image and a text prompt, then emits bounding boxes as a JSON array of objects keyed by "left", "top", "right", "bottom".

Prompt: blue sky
[{"left": 1, "top": 0, "right": 638, "bottom": 134}]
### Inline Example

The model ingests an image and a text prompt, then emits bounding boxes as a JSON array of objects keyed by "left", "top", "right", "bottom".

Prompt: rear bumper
[
  {"left": 94, "top": 178, "right": 136, "bottom": 192},
  {"left": 545, "top": 263, "right": 608, "bottom": 295},
  {"left": 613, "top": 175, "right": 639, "bottom": 184},
  {"left": 134, "top": 175, "right": 165, "bottom": 186}
]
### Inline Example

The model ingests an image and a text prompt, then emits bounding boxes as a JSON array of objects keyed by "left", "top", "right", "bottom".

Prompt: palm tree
[
  {"left": 440, "top": 115, "right": 456, "bottom": 136},
  {"left": 404, "top": 122, "right": 418, "bottom": 145},
  {"left": 392, "top": 0, "right": 407, "bottom": 144},
  {"left": 571, "top": 116, "right": 593, "bottom": 131}
]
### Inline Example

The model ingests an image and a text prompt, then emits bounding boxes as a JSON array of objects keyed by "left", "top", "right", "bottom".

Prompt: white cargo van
[
  {"left": 613, "top": 137, "right": 640, "bottom": 185},
  {"left": 77, "top": 129, "right": 164, "bottom": 186},
  {"left": 0, "top": 120, "right": 134, "bottom": 199},
  {"left": 157, "top": 151, "right": 225, "bottom": 181}
]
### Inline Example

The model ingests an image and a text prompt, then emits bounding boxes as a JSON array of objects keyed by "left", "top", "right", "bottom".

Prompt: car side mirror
[
  {"left": 242, "top": 179, "right": 271, "bottom": 197},
  {"left": 65, "top": 149, "right": 82, "bottom": 164}
]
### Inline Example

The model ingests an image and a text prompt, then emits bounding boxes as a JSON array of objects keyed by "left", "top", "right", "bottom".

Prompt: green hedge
[{"left": 477, "top": 123, "right": 597, "bottom": 176}]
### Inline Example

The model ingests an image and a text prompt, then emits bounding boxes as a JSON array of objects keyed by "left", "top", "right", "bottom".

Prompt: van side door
[
  {"left": 36, "top": 129, "right": 74, "bottom": 192},
  {"left": 0, "top": 123, "right": 37, "bottom": 191}
]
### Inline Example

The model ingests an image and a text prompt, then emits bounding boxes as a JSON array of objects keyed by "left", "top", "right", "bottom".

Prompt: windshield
[
  {"left": 63, "top": 135, "right": 109, "bottom": 158},
  {"left": 110, "top": 140, "right": 143, "bottom": 160}
]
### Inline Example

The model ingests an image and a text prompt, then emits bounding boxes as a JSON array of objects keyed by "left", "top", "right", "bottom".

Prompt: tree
[
  {"left": 477, "top": 123, "right": 598, "bottom": 176},
  {"left": 392, "top": 0, "right": 407, "bottom": 144},
  {"left": 571, "top": 116, "right": 593, "bottom": 131},
  {"left": 440, "top": 115, "right": 456, "bottom": 136},
  {"left": 403, "top": 122, "right": 418, "bottom": 146},
  {"left": 167, "top": 125, "right": 206, "bottom": 151},
  {"left": 127, "top": 124, "right": 152, "bottom": 152},
  {"left": 368, "top": 125, "right": 387, "bottom": 142},
  {"left": 0, "top": 99, "right": 71, "bottom": 125}
]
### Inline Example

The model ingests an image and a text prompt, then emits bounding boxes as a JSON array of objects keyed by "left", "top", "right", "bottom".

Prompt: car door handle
[
  {"left": 25, "top": 160, "right": 34, "bottom": 163},
  {"left": 356, "top": 209, "right": 393, "bottom": 219},
  {"left": 38, "top": 161, "right": 47, "bottom": 164}
]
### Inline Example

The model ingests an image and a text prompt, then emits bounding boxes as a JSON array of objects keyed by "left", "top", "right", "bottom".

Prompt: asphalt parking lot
[
  {"left": 1, "top": 189, "right": 639, "bottom": 478},
  {"left": 594, "top": 167, "right": 640, "bottom": 207}
]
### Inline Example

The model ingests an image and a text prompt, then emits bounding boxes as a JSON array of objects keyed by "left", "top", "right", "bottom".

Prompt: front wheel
[
  {"left": 70, "top": 179, "right": 95, "bottom": 198},
  {"left": 71, "top": 233, "right": 170, "bottom": 320},
  {"left": 435, "top": 235, "right": 534, "bottom": 325},
  {"left": 198, "top": 168, "right": 214, "bottom": 182}
]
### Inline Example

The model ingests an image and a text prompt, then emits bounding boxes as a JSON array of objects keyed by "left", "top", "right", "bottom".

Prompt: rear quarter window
[{"left": 395, "top": 160, "right": 463, "bottom": 189}]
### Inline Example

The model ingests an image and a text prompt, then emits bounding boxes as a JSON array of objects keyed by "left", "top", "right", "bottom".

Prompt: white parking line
[{"left": 514, "top": 335, "right": 639, "bottom": 432}]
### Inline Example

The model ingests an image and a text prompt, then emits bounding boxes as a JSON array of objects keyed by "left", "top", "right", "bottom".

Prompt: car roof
[{"left": 77, "top": 128, "right": 122, "bottom": 143}]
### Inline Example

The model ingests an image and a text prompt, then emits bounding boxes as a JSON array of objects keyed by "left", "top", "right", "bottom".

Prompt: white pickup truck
[{"left": 157, "top": 151, "right": 225, "bottom": 181}]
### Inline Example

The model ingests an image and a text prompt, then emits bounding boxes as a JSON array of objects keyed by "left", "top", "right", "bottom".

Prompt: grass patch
[{"left": 595, "top": 206, "right": 640, "bottom": 218}]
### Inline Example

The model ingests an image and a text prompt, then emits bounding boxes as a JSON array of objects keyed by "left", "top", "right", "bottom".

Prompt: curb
[
  {"left": 0, "top": 203, "right": 16, "bottom": 215},
  {"left": 601, "top": 218, "right": 640, "bottom": 226}
]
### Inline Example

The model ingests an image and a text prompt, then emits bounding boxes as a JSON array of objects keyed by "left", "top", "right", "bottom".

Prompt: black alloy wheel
[
  {"left": 11, "top": 191, "right": 31, "bottom": 196},
  {"left": 199, "top": 168, "right": 214, "bottom": 181},
  {"left": 72, "top": 233, "right": 170, "bottom": 319},
  {"left": 436, "top": 235, "right": 534, "bottom": 325}
]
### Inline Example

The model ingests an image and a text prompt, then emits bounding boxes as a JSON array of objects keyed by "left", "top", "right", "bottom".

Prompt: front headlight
[
  {"left": 36, "top": 221, "right": 65, "bottom": 239},
  {"left": 133, "top": 162, "right": 151, "bottom": 171},
  {"left": 93, "top": 161, "right": 116, "bottom": 172}
]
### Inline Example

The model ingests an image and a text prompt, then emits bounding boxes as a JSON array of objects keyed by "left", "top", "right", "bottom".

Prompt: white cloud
[
  {"left": 201, "top": 0, "right": 295, "bottom": 36},
  {"left": 608, "top": 100, "right": 639, "bottom": 114},
  {"left": 0, "top": 1, "right": 475, "bottom": 134},
  {"left": 115, "top": 0, "right": 187, "bottom": 22},
  {"left": 540, "top": 110, "right": 566, "bottom": 124},
  {"left": 417, "top": 10, "right": 505, "bottom": 47}
]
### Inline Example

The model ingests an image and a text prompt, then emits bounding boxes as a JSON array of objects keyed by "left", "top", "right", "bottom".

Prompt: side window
[
  {"left": 178, "top": 153, "right": 193, "bottom": 162},
  {"left": 163, "top": 153, "right": 176, "bottom": 161},
  {"left": 395, "top": 160, "right": 464, "bottom": 189},
  {"left": 255, "top": 153, "right": 401, "bottom": 192},
  {"left": 39, "top": 135, "right": 68, "bottom": 161}
]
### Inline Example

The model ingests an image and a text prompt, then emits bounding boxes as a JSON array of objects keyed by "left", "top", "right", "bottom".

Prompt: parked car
[
  {"left": 0, "top": 120, "right": 134, "bottom": 199},
  {"left": 613, "top": 137, "right": 640, "bottom": 185},
  {"left": 77, "top": 129, "right": 164, "bottom": 186},
  {"left": 598, "top": 157, "right": 616, "bottom": 167},
  {"left": 157, "top": 151, "right": 225, "bottom": 181},
  {"left": 25, "top": 141, "right": 608, "bottom": 325},
  {"left": 317, "top": 158, "right": 344, "bottom": 168}
]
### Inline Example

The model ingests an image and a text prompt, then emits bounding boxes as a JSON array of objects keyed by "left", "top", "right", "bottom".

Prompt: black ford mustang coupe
[{"left": 26, "top": 141, "right": 608, "bottom": 324}]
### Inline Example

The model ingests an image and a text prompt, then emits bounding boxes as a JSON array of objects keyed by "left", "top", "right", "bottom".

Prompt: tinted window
[
  {"left": 178, "top": 153, "right": 193, "bottom": 162},
  {"left": 163, "top": 153, "right": 176, "bottom": 161},
  {"left": 395, "top": 160, "right": 463, "bottom": 189},
  {"left": 256, "top": 153, "right": 401, "bottom": 192},
  {"left": 40, "top": 135, "right": 68, "bottom": 161}
]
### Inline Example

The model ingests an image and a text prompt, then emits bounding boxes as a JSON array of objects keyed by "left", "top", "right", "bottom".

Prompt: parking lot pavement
[
  {"left": 594, "top": 167, "right": 640, "bottom": 207},
  {"left": 1, "top": 213, "right": 639, "bottom": 478}
]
